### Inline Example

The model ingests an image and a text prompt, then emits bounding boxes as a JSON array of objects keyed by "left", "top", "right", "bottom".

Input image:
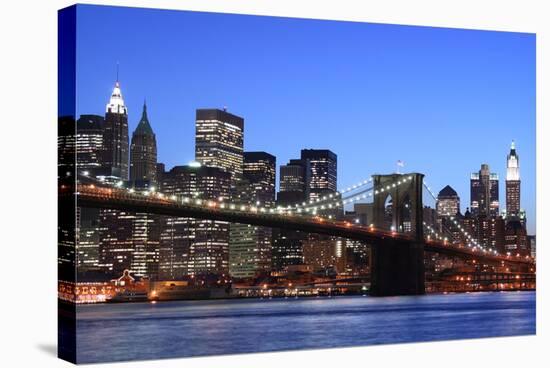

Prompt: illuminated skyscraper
[
  {"left": 194, "top": 108, "right": 244, "bottom": 276},
  {"left": 76, "top": 114, "right": 105, "bottom": 177},
  {"left": 229, "top": 152, "right": 276, "bottom": 279},
  {"left": 470, "top": 164, "right": 499, "bottom": 217},
  {"left": 158, "top": 164, "right": 232, "bottom": 278},
  {"left": 436, "top": 185, "right": 460, "bottom": 218},
  {"left": 195, "top": 108, "right": 244, "bottom": 188},
  {"left": 103, "top": 79, "right": 129, "bottom": 180},
  {"left": 506, "top": 141, "right": 521, "bottom": 218},
  {"left": 301, "top": 149, "right": 337, "bottom": 202}
]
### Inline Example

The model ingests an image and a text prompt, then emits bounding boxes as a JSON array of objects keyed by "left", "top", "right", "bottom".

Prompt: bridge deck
[{"left": 60, "top": 184, "right": 535, "bottom": 266}]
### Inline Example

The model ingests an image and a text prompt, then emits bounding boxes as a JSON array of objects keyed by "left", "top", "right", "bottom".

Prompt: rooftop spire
[
  {"left": 106, "top": 68, "right": 127, "bottom": 115},
  {"left": 134, "top": 100, "right": 154, "bottom": 136},
  {"left": 511, "top": 140, "right": 516, "bottom": 150}
]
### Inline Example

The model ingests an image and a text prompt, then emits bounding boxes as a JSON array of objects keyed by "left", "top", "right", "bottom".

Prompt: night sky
[{"left": 74, "top": 5, "right": 536, "bottom": 234}]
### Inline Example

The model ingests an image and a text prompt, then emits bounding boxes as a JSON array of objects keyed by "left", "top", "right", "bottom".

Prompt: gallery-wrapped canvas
[{"left": 58, "top": 4, "right": 536, "bottom": 364}]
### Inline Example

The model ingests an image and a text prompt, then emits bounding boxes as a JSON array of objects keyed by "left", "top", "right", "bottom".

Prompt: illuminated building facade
[
  {"left": 436, "top": 185, "right": 460, "bottom": 218},
  {"left": 195, "top": 108, "right": 244, "bottom": 189},
  {"left": 505, "top": 140, "right": 521, "bottom": 218},
  {"left": 229, "top": 152, "right": 276, "bottom": 279},
  {"left": 301, "top": 149, "right": 337, "bottom": 202},
  {"left": 76, "top": 114, "right": 105, "bottom": 177},
  {"left": 470, "top": 164, "right": 499, "bottom": 217},
  {"left": 103, "top": 79, "right": 129, "bottom": 180},
  {"left": 158, "top": 164, "right": 232, "bottom": 278}
]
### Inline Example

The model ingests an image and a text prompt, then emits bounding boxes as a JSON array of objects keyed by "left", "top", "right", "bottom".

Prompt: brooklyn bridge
[{"left": 60, "top": 171, "right": 535, "bottom": 296}]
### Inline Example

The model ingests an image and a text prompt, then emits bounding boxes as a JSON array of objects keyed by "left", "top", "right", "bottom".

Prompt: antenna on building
[{"left": 116, "top": 61, "right": 120, "bottom": 82}]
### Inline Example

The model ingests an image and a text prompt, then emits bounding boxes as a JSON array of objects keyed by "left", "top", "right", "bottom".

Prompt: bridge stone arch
[
  {"left": 370, "top": 173, "right": 425, "bottom": 296},
  {"left": 372, "top": 173, "right": 424, "bottom": 241}
]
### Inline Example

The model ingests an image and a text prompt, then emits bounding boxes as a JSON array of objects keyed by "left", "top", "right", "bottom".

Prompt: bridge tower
[{"left": 370, "top": 173, "right": 425, "bottom": 296}]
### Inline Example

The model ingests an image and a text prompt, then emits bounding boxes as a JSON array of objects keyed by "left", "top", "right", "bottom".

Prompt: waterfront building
[
  {"left": 74, "top": 115, "right": 105, "bottom": 276},
  {"left": 230, "top": 152, "right": 276, "bottom": 279},
  {"left": 158, "top": 164, "right": 232, "bottom": 278},
  {"left": 504, "top": 220, "right": 528, "bottom": 256}
]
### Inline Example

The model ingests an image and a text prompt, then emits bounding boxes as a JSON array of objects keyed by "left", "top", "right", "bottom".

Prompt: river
[{"left": 75, "top": 291, "right": 535, "bottom": 363}]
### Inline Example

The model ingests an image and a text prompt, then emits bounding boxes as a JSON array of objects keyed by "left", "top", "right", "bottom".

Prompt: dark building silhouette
[
  {"left": 504, "top": 220, "right": 528, "bottom": 256},
  {"left": 278, "top": 159, "right": 306, "bottom": 204},
  {"left": 130, "top": 102, "right": 158, "bottom": 187}
]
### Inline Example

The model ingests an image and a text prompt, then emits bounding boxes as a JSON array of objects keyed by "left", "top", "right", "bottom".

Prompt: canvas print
[{"left": 58, "top": 4, "right": 536, "bottom": 364}]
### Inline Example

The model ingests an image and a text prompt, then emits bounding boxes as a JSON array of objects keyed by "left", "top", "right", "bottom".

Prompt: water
[{"left": 76, "top": 291, "right": 535, "bottom": 364}]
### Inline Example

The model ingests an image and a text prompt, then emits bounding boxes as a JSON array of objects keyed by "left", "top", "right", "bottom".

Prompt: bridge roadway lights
[{"left": 369, "top": 240, "right": 425, "bottom": 296}]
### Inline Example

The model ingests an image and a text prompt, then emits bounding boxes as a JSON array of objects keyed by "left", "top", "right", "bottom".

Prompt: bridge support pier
[{"left": 370, "top": 241, "right": 425, "bottom": 296}]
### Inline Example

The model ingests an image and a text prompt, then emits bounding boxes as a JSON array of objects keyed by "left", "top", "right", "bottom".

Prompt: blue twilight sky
[{"left": 74, "top": 5, "right": 536, "bottom": 234}]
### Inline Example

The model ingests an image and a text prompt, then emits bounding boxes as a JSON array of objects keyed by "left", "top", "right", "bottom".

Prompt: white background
[{"left": 0, "top": 0, "right": 548, "bottom": 367}]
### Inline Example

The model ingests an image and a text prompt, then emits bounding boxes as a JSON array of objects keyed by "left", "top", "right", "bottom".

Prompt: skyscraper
[
  {"left": 194, "top": 108, "right": 244, "bottom": 276},
  {"left": 75, "top": 115, "right": 105, "bottom": 276},
  {"left": 158, "top": 164, "right": 232, "bottom": 277},
  {"left": 103, "top": 79, "right": 129, "bottom": 180},
  {"left": 229, "top": 152, "right": 276, "bottom": 279},
  {"left": 470, "top": 164, "right": 499, "bottom": 217},
  {"left": 301, "top": 149, "right": 337, "bottom": 202},
  {"left": 195, "top": 108, "right": 244, "bottom": 188},
  {"left": 506, "top": 141, "right": 521, "bottom": 218},
  {"left": 76, "top": 114, "right": 105, "bottom": 177},
  {"left": 436, "top": 185, "right": 460, "bottom": 218},
  {"left": 130, "top": 102, "right": 158, "bottom": 187},
  {"left": 278, "top": 159, "right": 306, "bottom": 205}
]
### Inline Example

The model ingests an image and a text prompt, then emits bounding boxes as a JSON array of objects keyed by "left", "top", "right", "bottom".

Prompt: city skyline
[{"left": 74, "top": 5, "right": 535, "bottom": 234}]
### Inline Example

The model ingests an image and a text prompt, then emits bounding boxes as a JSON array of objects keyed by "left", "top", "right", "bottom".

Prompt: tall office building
[
  {"left": 194, "top": 108, "right": 244, "bottom": 276},
  {"left": 229, "top": 152, "right": 276, "bottom": 279},
  {"left": 301, "top": 149, "right": 338, "bottom": 202},
  {"left": 506, "top": 141, "right": 521, "bottom": 218},
  {"left": 130, "top": 102, "right": 158, "bottom": 187},
  {"left": 470, "top": 164, "right": 499, "bottom": 217},
  {"left": 158, "top": 164, "right": 232, "bottom": 278},
  {"left": 195, "top": 108, "right": 244, "bottom": 187},
  {"left": 75, "top": 115, "right": 105, "bottom": 276},
  {"left": 436, "top": 185, "right": 460, "bottom": 218},
  {"left": 76, "top": 114, "right": 105, "bottom": 177},
  {"left": 272, "top": 159, "right": 307, "bottom": 271},
  {"left": 278, "top": 159, "right": 306, "bottom": 204},
  {"left": 103, "top": 79, "right": 129, "bottom": 180}
]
